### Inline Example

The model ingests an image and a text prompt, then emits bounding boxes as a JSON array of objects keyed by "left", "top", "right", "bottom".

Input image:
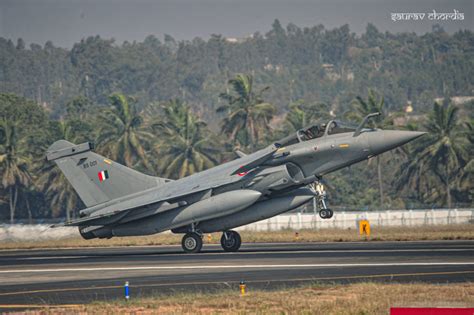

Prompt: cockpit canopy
[
  {"left": 327, "top": 120, "right": 359, "bottom": 135},
  {"left": 277, "top": 120, "right": 359, "bottom": 146}
]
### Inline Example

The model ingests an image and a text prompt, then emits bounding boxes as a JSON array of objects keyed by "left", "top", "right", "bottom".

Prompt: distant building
[
  {"left": 405, "top": 101, "right": 414, "bottom": 113},
  {"left": 225, "top": 37, "right": 239, "bottom": 43},
  {"left": 224, "top": 34, "right": 253, "bottom": 44},
  {"left": 322, "top": 64, "right": 340, "bottom": 81}
]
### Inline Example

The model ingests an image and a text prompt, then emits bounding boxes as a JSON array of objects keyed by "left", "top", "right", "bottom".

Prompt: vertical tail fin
[{"left": 46, "top": 140, "right": 167, "bottom": 207}]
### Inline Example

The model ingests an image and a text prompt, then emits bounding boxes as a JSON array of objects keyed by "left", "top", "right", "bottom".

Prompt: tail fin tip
[{"left": 46, "top": 141, "right": 94, "bottom": 161}]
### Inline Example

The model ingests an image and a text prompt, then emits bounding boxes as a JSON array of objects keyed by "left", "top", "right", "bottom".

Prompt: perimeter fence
[
  {"left": 1, "top": 208, "right": 472, "bottom": 240},
  {"left": 237, "top": 208, "right": 474, "bottom": 231}
]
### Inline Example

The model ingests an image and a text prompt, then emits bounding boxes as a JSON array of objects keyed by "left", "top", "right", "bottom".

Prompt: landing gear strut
[
  {"left": 220, "top": 230, "right": 241, "bottom": 252},
  {"left": 313, "top": 182, "right": 333, "bottom": 219},
  {"left": 182, "top": 232, "right": 203, "bottom": 253}
]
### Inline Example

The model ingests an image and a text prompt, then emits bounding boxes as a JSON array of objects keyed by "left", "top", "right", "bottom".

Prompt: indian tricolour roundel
[{"left": 98, "top": 170, "right": 109, "bottom": 182}]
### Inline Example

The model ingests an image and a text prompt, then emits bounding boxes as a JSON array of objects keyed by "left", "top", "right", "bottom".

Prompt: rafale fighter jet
[{"left": 47, "top": 113, "right": 425, "bottom": 253}]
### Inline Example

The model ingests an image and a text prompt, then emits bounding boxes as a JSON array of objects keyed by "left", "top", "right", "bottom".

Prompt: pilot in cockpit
[
  {"left": 315, "top": 124, "right": 326, "bottom": 138},
  {"left": 300, "top": 123, "right": 326, "bottom": 141}
]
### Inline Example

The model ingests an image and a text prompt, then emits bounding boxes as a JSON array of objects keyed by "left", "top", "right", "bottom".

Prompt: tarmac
[{"left": 0, "top": 240, "right": 473, "bottom": 311}]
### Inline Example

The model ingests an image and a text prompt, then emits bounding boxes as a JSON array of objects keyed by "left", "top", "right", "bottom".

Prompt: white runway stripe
[
  {"left": 12, "top": 248, "right": 474, "bottom": 260},
  {"left": 2, "top": 262, "right": 474, "bottom": 274},
  {"left": 20, "top": 256, "right": 89, "bottom": 260}
]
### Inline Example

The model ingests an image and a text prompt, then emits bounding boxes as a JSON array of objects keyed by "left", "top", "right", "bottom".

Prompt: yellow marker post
[
  {"left": 294, "top": 232, "right": 299, "bottom": 241},
  {"left": 359, "top": 220, "right": 370, "bottom": 237},
  {"left": 239, "top": 281, "right": 246, "bottom": 296},
  {"left": 207, "top": 234, "right": 212, "bottom": 242}
]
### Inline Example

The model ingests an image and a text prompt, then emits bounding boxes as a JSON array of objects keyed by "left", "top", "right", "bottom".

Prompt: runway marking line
[
  {"left": 11, "top": 248, "right": 474, "bottom": 260},
  {"left": 1, "top": 262, "right": 474, "bottom": 273},
  {"left": 0, "top": 270, "right": 472, "bottom": 297}
]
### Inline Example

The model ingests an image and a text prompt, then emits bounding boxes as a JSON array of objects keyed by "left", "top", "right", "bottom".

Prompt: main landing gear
[
  {"left": 181, "top": 232, "right": 203, "bottom": 253},
  {"left": 313, "top": 182, "right": 334, "bottom": 219},
  {"left": 180, "top": 229, "right": 242, "bottom": 253},
  {"left": 220, "top": 230, "right": 241, "bottom": 252}
]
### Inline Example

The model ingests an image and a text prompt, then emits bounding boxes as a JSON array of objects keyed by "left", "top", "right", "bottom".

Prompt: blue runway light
[{"left": 124, "top": 281, "right": 130, "bottom": 300}]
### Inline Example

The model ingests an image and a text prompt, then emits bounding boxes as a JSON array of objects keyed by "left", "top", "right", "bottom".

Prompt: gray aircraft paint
[
  {"left": 98, "top": 189, "right": 262, "bottom": 237},
  {"left": 194, "top": 187, "right": 316, "bottom": 233},
  {"left": 47, "top": 140, "right": 165, "bottom": 207},
  {"left": 46, "top": 114, "right": 426, "bottom": 239}
]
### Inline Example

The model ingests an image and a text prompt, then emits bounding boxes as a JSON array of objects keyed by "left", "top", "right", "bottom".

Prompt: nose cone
[{"left": 368, "top": 130, "right": 426, "bottom": 155}]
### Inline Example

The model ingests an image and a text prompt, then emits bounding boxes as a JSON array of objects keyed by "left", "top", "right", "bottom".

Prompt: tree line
[
  {"left": 1, "top": 21, "right": 473, "bottom": 120},
  {"left": 0, "top": 73, "right": 472, "bottom": 222}
]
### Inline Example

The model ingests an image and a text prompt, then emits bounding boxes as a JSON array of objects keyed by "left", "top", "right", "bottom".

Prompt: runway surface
[{"left": 0, "top": 240, "right": 473, "bottom": 310}]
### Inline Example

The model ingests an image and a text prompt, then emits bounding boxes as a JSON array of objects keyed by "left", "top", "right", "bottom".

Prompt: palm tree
[
  {"left": 217, "top": 74, "right": 276, "bottom": 149},
  {"left": 457, "top": 120, "right": 474, "bottom": 197},
  {"left": 96, "top": 93, "right": 152, "bottom": 170},
  {"left": 150, "top": 99, "right": 189, "bottom": 136},
  {"left": 0, "top": 119, "right": 32, "bottom": 223},
  {"left": 37, "top": 165, "right": 80, "bottom": 220},
  {"left": 284, "top": 100, "right": 331, "bottom": 132},
  {"left": 398, "top": 102, "right": 469, "bottom": 208},
  {"left": 347, "top": 89, "right": 395, "bottom": 207},
  {"left": 151, "top": 99, "right": 220, "bottom": 179}
]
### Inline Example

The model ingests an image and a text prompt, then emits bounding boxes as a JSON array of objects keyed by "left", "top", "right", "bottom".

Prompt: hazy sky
[{"left": 1, "top": 0, "right": 472, "bottom": 48}]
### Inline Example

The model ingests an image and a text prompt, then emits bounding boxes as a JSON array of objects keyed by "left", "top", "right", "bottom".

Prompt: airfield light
[
  {"left": 124, "top": 281, "right": 130, "bottom": 300},
  {"left": 239, "top": 280, "right": 246, "bottom": 296}
]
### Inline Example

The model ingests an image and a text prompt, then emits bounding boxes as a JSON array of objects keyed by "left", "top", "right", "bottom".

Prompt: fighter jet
[{"left": 47, "top": 112, "right": 425, "bottom": 253}]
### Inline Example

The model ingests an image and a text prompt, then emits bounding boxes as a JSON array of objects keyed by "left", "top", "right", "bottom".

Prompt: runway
[{"left": 0, "top": 240, "right": 473, "bottom": 310}]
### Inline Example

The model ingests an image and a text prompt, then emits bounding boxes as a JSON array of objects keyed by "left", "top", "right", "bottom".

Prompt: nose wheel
[
  {"left": 182, "top": 232, "right": 203, "bottom": 253},
  {"left": 319, "top": 208, "right": 334, "bottom": 219},
  {"left": 312, "top": 182, "right": 334, "bottom": 219},
  {"left": 220, "top": 230, "right": 241, "bottom": 252}
]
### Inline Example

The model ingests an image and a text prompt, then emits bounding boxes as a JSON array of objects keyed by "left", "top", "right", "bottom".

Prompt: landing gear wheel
[
  {"left": 326, "top": 209, "right": 334, "bottom": 219},
  {"left": 319, "top": 209, "right": 334, "bottom": 219},
  {"left": 220, "top": 230, "right": 241, "bottom": 252},
  {"left": 319, "top": 209, "right": 328, "bottom": 219},
  {"left": 182, "top": 232, "right": 203, "bottom": 253}
]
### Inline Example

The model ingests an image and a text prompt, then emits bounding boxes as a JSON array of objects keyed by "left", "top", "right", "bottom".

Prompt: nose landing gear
[
  {"left": 319, "top": 208, "right": 333, "bottom": 219},
  {"left": 313, "top": 182, "right": 334, "bottom": 219}
]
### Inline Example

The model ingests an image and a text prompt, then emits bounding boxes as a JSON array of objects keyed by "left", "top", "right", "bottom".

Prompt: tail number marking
[{"left": 82, "top": 160, "right": 98, "bottom": 169}]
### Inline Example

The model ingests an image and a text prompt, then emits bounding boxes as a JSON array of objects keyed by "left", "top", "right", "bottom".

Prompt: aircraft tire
[
  {"left": 319, "top": 209, "right": 329, "bottom": 219},
  {"left": 182, "top": 232, "right": 203, "bottom": 253},
  {"left": 221, "top": 230, "right": 241, "bottom": 252},
  {"left": 327, "top": 209, "right": 334, "bottom": 219}
]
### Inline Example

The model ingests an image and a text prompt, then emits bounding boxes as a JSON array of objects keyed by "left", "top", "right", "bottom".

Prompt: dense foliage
[{"left": 0, "top": 21, "right": 472, "bottom": 221}]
